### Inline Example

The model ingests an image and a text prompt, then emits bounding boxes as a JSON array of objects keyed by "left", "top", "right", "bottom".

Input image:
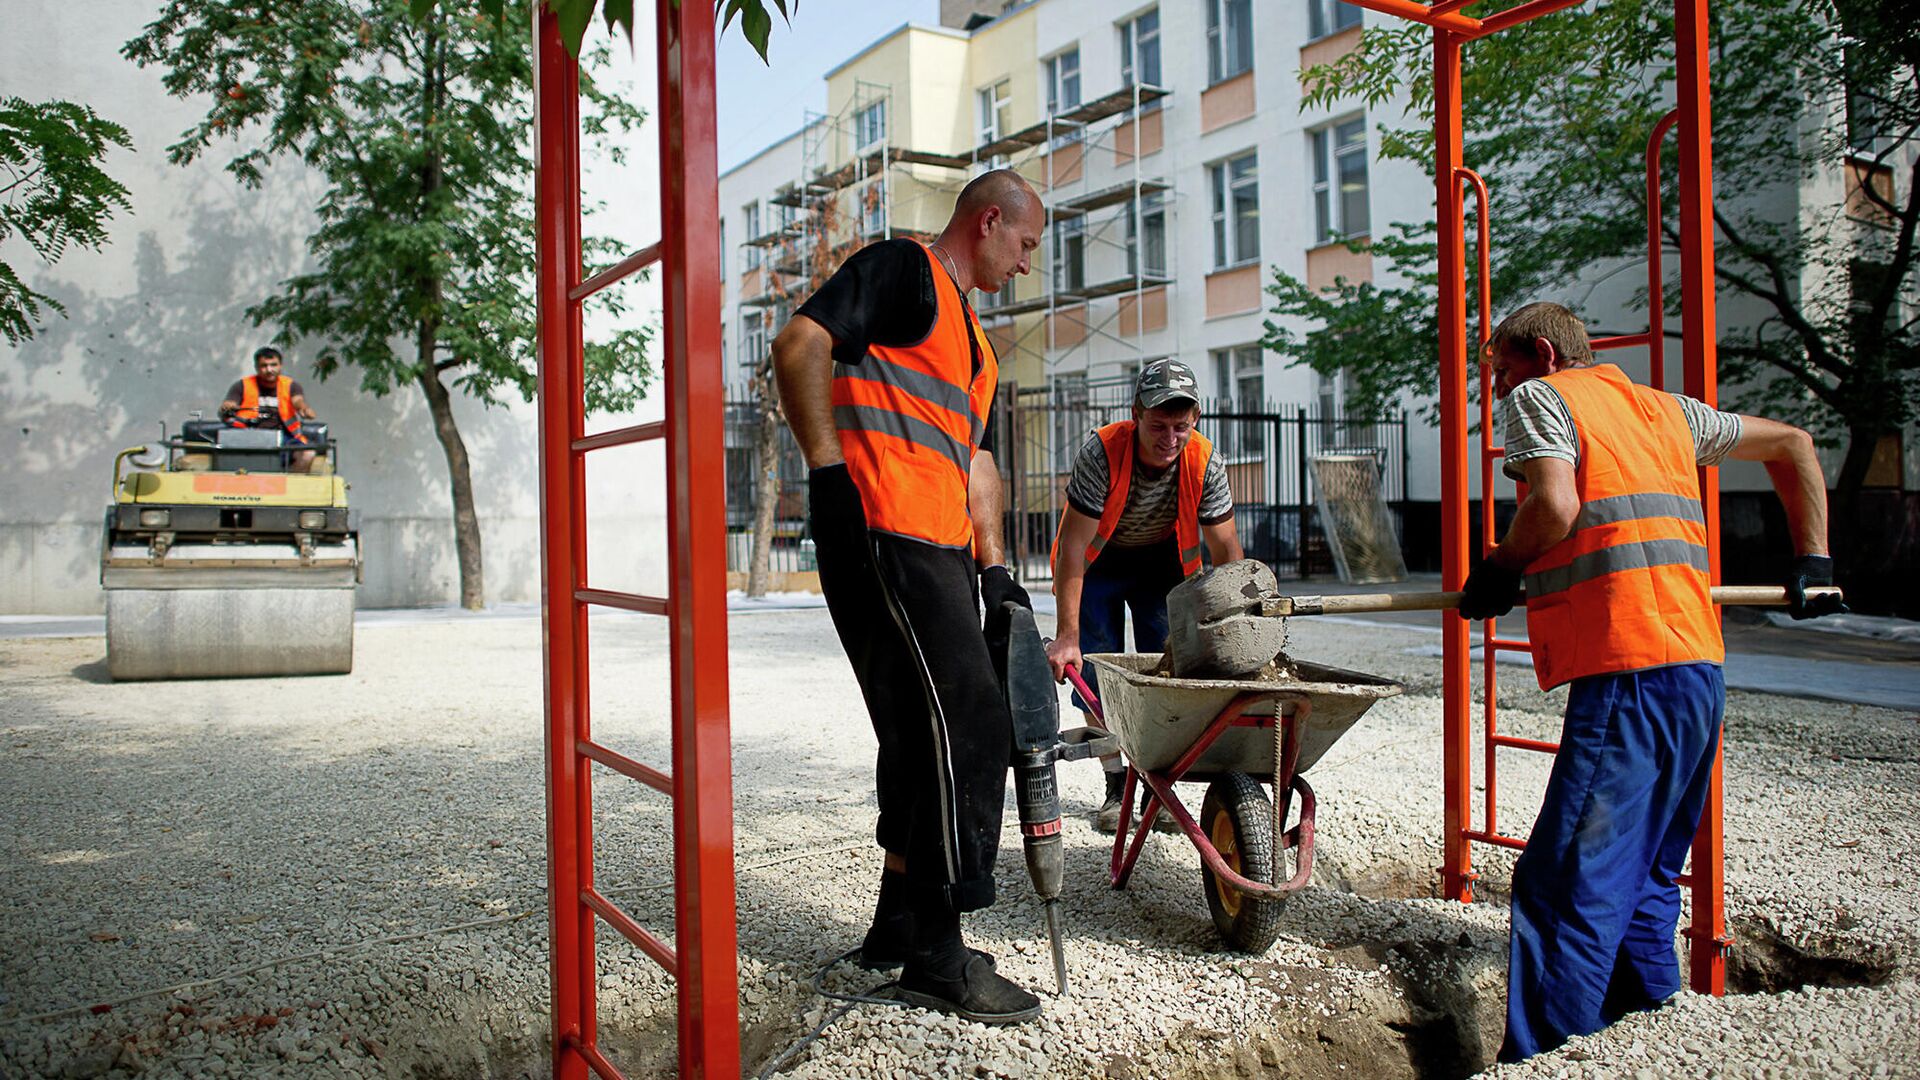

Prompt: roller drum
[{"left": 106, "top": 587, "right": 355, "bottom": 680}]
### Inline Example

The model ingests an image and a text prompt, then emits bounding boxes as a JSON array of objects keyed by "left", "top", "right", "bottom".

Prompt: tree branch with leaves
[
  {"left": 1264, "top": 0, "right": 1918, "bottom": 500},
  {"left": 0, "top": 97, "right": 132, "bottom": 345}
]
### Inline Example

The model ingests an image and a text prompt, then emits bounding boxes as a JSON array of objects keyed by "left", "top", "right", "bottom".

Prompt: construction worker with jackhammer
[
  {"left": 771, "top": 168, "right": 1047, "bottom": 1025},
  {"left": 1044, "top": 359, "right": 1243, "bottom": 831},
  {"left": 1459, "top": 302, "right": 1846, "bottom": 1061}
]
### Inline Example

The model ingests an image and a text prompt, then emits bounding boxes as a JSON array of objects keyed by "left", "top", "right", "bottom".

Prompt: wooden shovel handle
[{"left": 1275, "top": 585, "right": 1842, "bottom": 616}]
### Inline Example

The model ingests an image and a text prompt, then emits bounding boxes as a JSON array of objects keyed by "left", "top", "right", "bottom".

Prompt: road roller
[{"left": 100, "top": 418, "right": 361, "bottom": 680}]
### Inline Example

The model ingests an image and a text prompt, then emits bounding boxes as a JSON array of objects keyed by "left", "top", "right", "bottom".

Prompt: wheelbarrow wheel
[{"left": 1199, "top": 771, "right": 1286, "bottom": 954}]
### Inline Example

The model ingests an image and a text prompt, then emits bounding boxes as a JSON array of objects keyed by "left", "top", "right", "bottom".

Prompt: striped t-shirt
[
  {"left": 1500, "top": 376, "right": 1743, "bottom": 480},
  {"left": 1065, "top": 431, "right": 1235, "bottom": 548}
]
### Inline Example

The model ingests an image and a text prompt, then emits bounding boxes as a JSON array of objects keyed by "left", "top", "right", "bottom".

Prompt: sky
[{"left": 714, "top": 0, "right": 940, "bottom": 174}]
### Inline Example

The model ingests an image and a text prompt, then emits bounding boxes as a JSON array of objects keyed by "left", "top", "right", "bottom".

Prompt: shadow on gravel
[
  {"left": 68, "top": 658, "right": 110, "bottom": 684},
  {"left": 1726, "top": 914, "right": 1901, "bottom": 994}
]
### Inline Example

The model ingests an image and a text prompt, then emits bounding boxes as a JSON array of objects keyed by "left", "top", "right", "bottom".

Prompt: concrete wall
[{"left": 1, "top": 0, "right": 671, "bottom": 614}]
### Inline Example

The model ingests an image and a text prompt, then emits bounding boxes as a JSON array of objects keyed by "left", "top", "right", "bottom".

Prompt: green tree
[
  {"left": 0, "top": 97, "right": 132, "bottom": 345},
  {"left": 125, "top": 1, "right": 651, "bottom": 610},
  {"left": 1265, "top": 0, "right": 1918, "bottom": 499},
  {"left": 413, "top": 0, "right": 795, "bottom": 60}
]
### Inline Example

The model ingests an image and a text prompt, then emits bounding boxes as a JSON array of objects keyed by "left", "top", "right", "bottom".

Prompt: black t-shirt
[
  {"left": 224, "top": 377, "right": 305, "bottom": 429},
  {"left": 796, "top": 238, "right": 999, "bottom": 451}
]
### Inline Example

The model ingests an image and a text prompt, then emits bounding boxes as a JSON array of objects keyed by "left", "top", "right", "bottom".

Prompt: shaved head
[
  {"left": 936, "top": 167, "right": 1044, "bottom": 294},
  {"left": 952, "top": 168, "right": 1042, "bottom": 230}
]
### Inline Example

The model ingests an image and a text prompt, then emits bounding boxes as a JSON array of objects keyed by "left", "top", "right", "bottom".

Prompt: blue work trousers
[
  {"left": 1070, "top": 537, "right": 1183, "bottom": 715},
  {"left": 1501, "top": 661, "right": 1726, "bottom": 1063}
]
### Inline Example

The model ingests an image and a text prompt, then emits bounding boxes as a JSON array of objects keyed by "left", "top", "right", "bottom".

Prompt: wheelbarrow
[{"left": 1065, "top": 654, "right": 1403, "bottom": 953}]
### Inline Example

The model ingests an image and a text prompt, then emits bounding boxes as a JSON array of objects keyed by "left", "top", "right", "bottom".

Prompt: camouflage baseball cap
[{"left": 1135, "top": 359, "right": 1200, "bottom": 410}]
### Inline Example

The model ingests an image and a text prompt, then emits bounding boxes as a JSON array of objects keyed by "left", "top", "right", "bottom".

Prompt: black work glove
[
  {"left": 980, "top": 565, "right": 1031, "bottom": 615},
  {"left": 979, "top": 566, "right": 1029, "bottom": 691},
  {"left": 806, "top": 463, "right": 866, "bottom": 554},
  {"left": 1785, "top": 554, "right": 1848, "bottom": 620},
  {"left": 1459, "top": 559, "right": 1524, "bottom": 621}
]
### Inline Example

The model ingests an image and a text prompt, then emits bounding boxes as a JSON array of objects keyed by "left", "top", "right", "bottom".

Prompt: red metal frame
[
  {"left": 533, "top": 3, "right": 739, "bottom": 1077},
  {"left": 1344, "top": 0, "right": 1729, "bottom": 993}
]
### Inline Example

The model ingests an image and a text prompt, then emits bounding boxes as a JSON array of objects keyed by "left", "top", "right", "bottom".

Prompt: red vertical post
[
  {"left": 532, "top": 7, "right": 592, "bottom": 1077},
  {"left": 1434, "top": 28, "right": 1475, "bottom": 904},
  {"left": 1675, "top": 0, "right": 1727, "bottom": 996},
  {"left": 656, "top": 1, "right": 742, "bottom": 1073}
]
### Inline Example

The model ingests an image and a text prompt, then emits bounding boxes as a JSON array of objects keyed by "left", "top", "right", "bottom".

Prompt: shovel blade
[{"left": 1165, "top": 560, "right": 1289, "bottom": 678}]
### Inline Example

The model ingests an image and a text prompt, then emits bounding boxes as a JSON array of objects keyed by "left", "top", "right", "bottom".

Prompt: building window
[
  {"left": 718, "top": 216, "right": 727, "bottom": 281},
  {"left": 1212, "top": 344, "right": 1265, "bottom": 457},
  {"left": 1053, "top": 214, "right": 1086, "bottom": 293},
  {"left": 1120, "top": 9, "right": 1162, "bottom": 101},
  {"left": 978, "top": 79, "right": 1012, "bottom": 148},
  {"left": 855, "top": 99, "right": 886, "bottom": 151},
  {"left": 1311, "top": 117, "right": 1369, "bottom": 242},
  {"left": 742, "top": 201, "right": 761, "bottom": 270},
  {"left": 1126, "top": 191, "right": 1167, "bottom": 279},
  {"left": 1209, "top": 151, "right": 1259, "bottom": 269},
  {"left": 860, "top": 179, "right": 885, "bottom": 237},
  {"left": 1207, "top": 0, "right": 1253, "bottom": 85},
  {"left": 1309, "top": 0, "right": 1362, "bottom": 39},
  {"left": 1046, "top": 48, "right": 1082, "bottom": 117},
  {"left": 741, "top": 310, "right": 767, "bottom": 371}
]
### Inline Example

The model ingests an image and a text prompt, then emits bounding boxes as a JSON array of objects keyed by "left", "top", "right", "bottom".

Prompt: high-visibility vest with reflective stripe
[
  {"left": 1521, "top": 363, "right": 1722, "bottom": 690},
  {"left": 1053, "top": 422, "right": 1213, "bottom": 578},
  {"left": 234, "top": 375, "right": 301, "bottom": 436},
  {"left": 831, "top": 242, "right": 998, "bottom": 550}
]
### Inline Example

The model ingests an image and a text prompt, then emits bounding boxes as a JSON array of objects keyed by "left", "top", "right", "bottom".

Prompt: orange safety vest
[
  {"left": 1052, "top": 421, "right": 1213, "bottom": 578},
  {"left": 1521, "top": 363, "right": 1722, "bottom": 689},
  {"left": 830, "top": 242, "right": 998, "bottom": 549},
  {"left": 234, "top": 375, "right": 303, "bottom": 438}
]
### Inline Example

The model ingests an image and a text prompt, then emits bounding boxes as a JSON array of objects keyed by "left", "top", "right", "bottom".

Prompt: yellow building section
[{"left": 118, "top": 470, "right": 348, "bottom": 508}]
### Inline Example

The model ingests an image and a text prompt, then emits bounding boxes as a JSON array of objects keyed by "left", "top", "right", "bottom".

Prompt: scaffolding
[{"left": 969, "top": 80, "right": 1180, "bottom": 579}]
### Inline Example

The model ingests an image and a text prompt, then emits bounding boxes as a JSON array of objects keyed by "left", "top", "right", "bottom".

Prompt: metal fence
[{"left": 722, "top": 382, "right": 1409, "bottom": 584}]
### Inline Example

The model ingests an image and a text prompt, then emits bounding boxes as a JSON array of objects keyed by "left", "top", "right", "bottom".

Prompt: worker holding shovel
[
  {"left": 1044, "top": 359, "right": 1244, "bottom": 831},
  {"left": 1460, "top": 302, "right": 1846, "bottom": 1062}
]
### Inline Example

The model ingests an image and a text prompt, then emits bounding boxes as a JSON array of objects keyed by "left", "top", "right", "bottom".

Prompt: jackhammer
[{"left": 997, "top": 602, "right": 1118, "bottom": 995}]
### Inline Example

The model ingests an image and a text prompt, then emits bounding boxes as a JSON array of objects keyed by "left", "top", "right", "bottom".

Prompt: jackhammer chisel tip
[{"left": 1044, "top": 900, "right": 1068, "bottom": 995}]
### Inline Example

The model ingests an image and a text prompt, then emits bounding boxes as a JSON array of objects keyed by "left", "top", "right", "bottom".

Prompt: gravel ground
[{"left": 1, "top": 607, "right": 1914, "bottom": 1079}]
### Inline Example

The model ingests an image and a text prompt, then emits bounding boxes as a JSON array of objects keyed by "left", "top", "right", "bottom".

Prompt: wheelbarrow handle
[
  {"left": 1060, "top": 663, "right": 1105, "bottom": 727},
  {"left": 1276, "top": 585, "right": 1842, "bottom": 616}
]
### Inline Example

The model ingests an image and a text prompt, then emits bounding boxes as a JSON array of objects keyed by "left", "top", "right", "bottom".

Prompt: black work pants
[{"left": 815, "top": 527, "right": 1011, "bottom": 915}]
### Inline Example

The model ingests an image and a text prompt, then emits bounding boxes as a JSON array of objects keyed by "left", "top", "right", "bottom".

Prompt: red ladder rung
[
  {"left": 1483, "top": 637, "right": 1530, "bottom": 651},
  {"left": 564, "top": 1033, "right": 626, "bottom": 1079},
  {"left": 582, "top": 886, "right": 676, "bottom": 970},
  {"left": 576, "top": 587, "right": 670, "bottom": 616},
  {"left": 578, "top": 738, "right": 673, "bottom": 794},
  {"left": 1490, "top": 732, "right": 1559, "bottom": 754},
  {"left": 1463, "top": 829, "right": 1529, "bottom": 851},
  {"left": 573, "top": 420, "right": 665, "bottom": 453},
  {"left": 571, "top": 242, "right": 663, "bottom": 302},
  {"left": 1591, "top": 332, "right": 1653, "bottom": 351}
]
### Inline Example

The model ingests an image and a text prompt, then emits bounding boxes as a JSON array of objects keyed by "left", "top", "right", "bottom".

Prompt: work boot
[
  {"left": 1094, "top": 769, "right": 1126, "bottom": 833},
  {"left": 895, "top": 952, "right": 1042, "bottom": 1026},
  {"left": 858, "top": 912, "right": 996, "bottom": 972},
  {"left": 856, "top": 912, "right": 915, "bottom": 970},
  {"left": 1138, "top": 787, "right": 1181, "bottom": 835}
]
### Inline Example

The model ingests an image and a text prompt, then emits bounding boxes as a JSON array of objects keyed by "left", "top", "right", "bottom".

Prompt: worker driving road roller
[
  {"left": 220, "top": 345, "right": 317, "bottom": 472},
  {"left": 1458, "top": 302, "right": 1846, "bottom": 1061},
  {"left": 1043, "top": 359, "right": 1243, "bottom": 832},
  {"left": 102, "top": 343, "right": 358, "bottom": 681},
  {"left": 772, "top": 168, "right": 1047, "bottom": 1025}
]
